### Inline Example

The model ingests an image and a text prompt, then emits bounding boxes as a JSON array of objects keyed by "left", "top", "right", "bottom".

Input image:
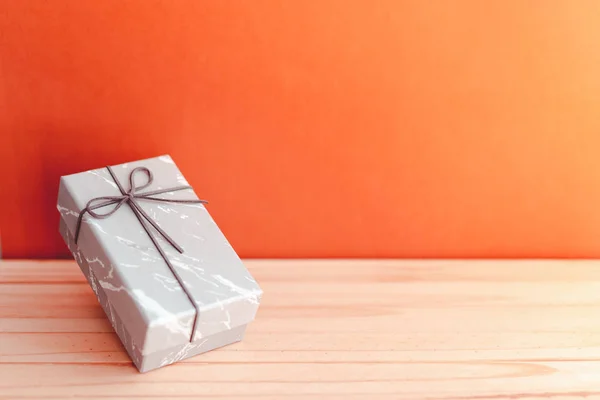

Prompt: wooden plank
[{"left": 2, "top": 260, "right": 600, "bottom": 399}]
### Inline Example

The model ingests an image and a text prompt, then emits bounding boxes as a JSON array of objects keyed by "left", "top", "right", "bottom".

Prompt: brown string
[{"left": 74, "top": 165, "right": 208, "bottom": 342}]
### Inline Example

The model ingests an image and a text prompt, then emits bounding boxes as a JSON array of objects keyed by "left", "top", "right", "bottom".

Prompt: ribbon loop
[
  {"left": 128, "top": 167, "right": 154, "bottom": 193},
  {"left": 72, "top": 165, "right": 208, "bottom": 343},
  {"left": 85, "top": 196, "right": 127, "bottom": 219}
]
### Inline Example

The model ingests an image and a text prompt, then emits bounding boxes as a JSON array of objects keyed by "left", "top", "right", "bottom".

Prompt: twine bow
[{"left": 74, "top": 165, "right": 208, "bottom": 342}]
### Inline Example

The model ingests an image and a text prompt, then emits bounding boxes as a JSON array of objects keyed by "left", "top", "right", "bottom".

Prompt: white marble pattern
[
  {"left": 88, "top": 170, "right": 118, "bottom": 188},
  {"left": 153, "top": 273, "right": 182, "bottom": 292},
  {"left": 57, "top": 204, "right": 79, "bottom": 218},
  {"left": 89, "top": 267, "right": 99, "bottom": 296},
  {"left": 222, "top": 309, "right": 232, "bottom": 330},
  {"left": 119, "top": 262, "right": 141, "bottom": 268},
  {"left": 85, "top": 219, "right": 109, "bottom": 235},
  {"left": 175, "top": 173, "right": 189, "bottom": 186},
  {"left": 71, "top": 248, "right": 83, "bottom": 265},
  {"left": 157, "top": 205, "right": 178, "bottom": 214},
  {"left": 85, "top": 257, "right": 105, "bottom": 269},
  {"left": 205, "top": 289, "right": 230, "bottom": 299},
  {"left": 211, "top": 274, "right": 261, "bottom": 304},
  {"left": 158, "top": 337, "right": 209, "bottom": 368},
  {"left": 158, "top": 155, "right": 174, "bottom": 164}
]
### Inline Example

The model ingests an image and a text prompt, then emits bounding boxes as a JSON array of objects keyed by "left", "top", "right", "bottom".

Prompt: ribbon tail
[
  {"left": 73, "top": 198, "right": 123, "bottom": 244},
  {"left": 136, "top": 186, "right": 193, "bottom": 197},
  {"left": 137, "top": 196, "right": 208, "bottom": 205},
  {"left": 125, "top": 196, "right": 200, "bottom": 342},
  {"left": 128, "top": 199, "right": 184, "bottom": 253}
]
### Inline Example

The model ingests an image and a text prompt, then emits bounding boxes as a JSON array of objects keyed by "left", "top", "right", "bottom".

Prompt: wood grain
[{"left": 3, "top": 260, "right": 600, "bottom": 399}]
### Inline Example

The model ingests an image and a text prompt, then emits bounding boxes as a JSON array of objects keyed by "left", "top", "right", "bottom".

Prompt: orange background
[{"left": 2, "top": 1, "right": 600, "bottom": 259}]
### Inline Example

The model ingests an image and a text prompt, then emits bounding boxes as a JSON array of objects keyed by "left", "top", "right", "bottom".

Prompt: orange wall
[{"left": 2, "top": 1, "right": 600, "bottom": 259}]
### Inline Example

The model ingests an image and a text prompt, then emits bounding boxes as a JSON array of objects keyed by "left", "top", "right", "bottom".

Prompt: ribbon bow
[{"left": 74, "top": 165, "right": 208, "bottom": 342}]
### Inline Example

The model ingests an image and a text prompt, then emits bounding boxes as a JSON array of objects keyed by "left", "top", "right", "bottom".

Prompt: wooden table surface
[{"left": 2, "top": 260, "right": 600, "bottom": 399}]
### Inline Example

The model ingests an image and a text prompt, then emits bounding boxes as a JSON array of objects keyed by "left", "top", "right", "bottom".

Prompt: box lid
[{"left": 57, "top": 155, "right": 262, "bottom": 355}]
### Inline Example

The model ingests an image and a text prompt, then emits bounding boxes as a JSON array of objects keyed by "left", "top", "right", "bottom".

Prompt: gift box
[{"left": 56, "top": 155, "right": 262, "bottom": 372}]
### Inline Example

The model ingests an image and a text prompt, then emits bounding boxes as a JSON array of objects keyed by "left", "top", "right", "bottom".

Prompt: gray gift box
[{"left": 56, "top": 155, "right": 262, "bottom": 372}]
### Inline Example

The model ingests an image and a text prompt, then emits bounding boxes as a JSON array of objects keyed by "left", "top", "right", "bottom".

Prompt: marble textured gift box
[{"left": 56, "top": 155, "right": 262, "bottom": 372}]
